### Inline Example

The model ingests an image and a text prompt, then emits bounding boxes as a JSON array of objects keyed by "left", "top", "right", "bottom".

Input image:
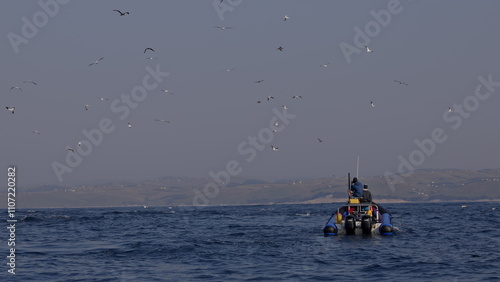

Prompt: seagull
[
  {"left": 277, "top": 46, "right": 284, "bottom": 51},
  {"left": 154, "top": 119, "right": 171, "bottom": 123},
  {"left": 225, "top": 68, "right": 236, "bottom": 72},
  {"left": 128, "top": 123, "right": 132, "bottom": 128},
  {"left": 98, "top": 97, "right": 109, "bottom": 101},
  {"left": 23, "top": 80, "right": 37, "bottom": 85},
  {"left": 271, "top": 145, "right": 279, "bottom": 151},
  {"left": 66, "top": 147, "right": 75, "bottom": 153},
  {"left": 267, "top": 96, "right": 274, "bottom": 101},
  {"left": 292, "top": 95, "right": 302, "bottom": 99},
  {"left": 448, "top": 107, "right": 453, "bottom": 112},
  {"left": 10, "top": 86, "right": 22, "bottom": 92},
  {"left": 283, "top": 15, "right": 290, "bottom": 21},
  {"left": 160, "top": 90, "right": 174, "bottom": 95},
  {"left": 77, "top": 141, "right": 82, "bottom": 146},
  {"left": 364, "top": 45, "right": 373, "bottom": 53},
  {"left": 282, "top": 105, "right": 288, "bottom": 109},
  {"left": 146, "top": 57, "right": 157, "bottom": 60},
  {"left": 321, "top": 63, "right": 330, "bottom": 68},
  {"left": 274, "top": 121, "right": 279, "bottom": 127},
  {"left": 113, "top": 9, "right": 129, "bottom": 16},
  {"left": 144, "top": 47, "right": 155, "bottom": 53},
  {"left": 214, "top": 26, "right": 233, "bottom": 30},
  {"left": 6, "top": 107, "right": 15, "bottom": 114},
  {"left": 89, "top": 57, "right": 104, "bottom": 66},
  {"left": 317, "top": 138, "right": 323, "bottom": 143},
  {"left": 84, "top": 104, "right": 89, "bottom": 111},
  {"left": 257, "top": 100, "right": 262, "bottom": 104},
  {"left": 32, "top": 130, "right": 40, "bottom": 135},
  {"left": 370, "top": 101, "right": 375, "bottom": 107},
  {"left": 254, "top": 80, "right": 265, "bottom": 83},
  {"left": 394, "top": 80, "right": 409, "bottom": 86}
]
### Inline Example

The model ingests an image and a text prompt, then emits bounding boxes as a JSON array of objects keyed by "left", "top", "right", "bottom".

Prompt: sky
[{"left": 1, "top": 0, "right": 500, "bottom": 186}]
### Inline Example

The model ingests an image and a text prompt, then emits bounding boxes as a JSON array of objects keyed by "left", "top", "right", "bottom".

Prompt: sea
[{"left": 2, "top": 201, "right": 499, "bottom": 281}]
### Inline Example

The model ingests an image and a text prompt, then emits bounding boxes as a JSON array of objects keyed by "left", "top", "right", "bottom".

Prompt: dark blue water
[{"left": 2, "top": 202, "right": 499, "bottom": 281}]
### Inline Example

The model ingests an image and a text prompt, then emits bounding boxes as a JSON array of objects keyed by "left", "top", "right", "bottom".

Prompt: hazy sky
[{"left": 2, "top": 1, "right": 499, "bottom": 186}]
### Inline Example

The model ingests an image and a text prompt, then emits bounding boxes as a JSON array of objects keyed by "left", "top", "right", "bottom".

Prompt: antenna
[{"left": 356, "top": 156, "right": 360, "bottom": 178}]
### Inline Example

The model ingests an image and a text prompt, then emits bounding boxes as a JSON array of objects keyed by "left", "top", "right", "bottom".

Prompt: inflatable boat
[{"left": 323, "top": 198, "right": 394, "bottom": 236}]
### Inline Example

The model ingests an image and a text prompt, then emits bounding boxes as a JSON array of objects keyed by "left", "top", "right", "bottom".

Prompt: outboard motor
[
  {"left": 379, "top": 213, "right": 394, "bottom": 235},
  {"left": 345, "top": 215, "right": 356, "bottom": 235},
  {"left": 361, "top": 215, "right": 372, "bottom": 235}
]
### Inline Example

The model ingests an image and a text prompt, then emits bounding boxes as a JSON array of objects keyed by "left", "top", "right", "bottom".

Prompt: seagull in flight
[
  {"left": 364, "top": 45, "right": 373, "bottom": 53},
  {"left": 160, "top": 89, "right": 174, "bottom": 95},
  {"left": 254, "top": 80, "right": 265, "bottom": 83},
  {"left": 267, "top": 96, "right": 275, "bottom": 101},
  {"left": 98, "top": 97, "right": 109, "bottom": 101},
  {"left": 89, "top": 57, "right": 104, "bottom": 66},
  {"left": 32, "top": 130, "right": 40, "bottom": 135},
  {"left": 10, "top": 86, "right": 22, "bottom": 92},
  {"left": 317, "top": 138, "right": 323, "bottom": 143},
  {"left": 394, "top": 80, "right": 409, "bottom": 86},
  {"left": 84, "top": 104, "right": 89, "bottom": 111},
  {"left": 448, "top": 107, "right": 453, "bottom": 112},
  {"left": 282, "top": 105, "right": 288, "bottom": 109},
  {"left": 257, "top": 100, "right": 262, "bottom": 104},
  {"left": 66, "top": 147, "right": 75, "bottom": 153},
  {"left": 78, "top": 141, "right": 82, "bottom": 146},
  {"left": 214, "top": 26, "right": 233, "bottom": 30},
  {"left": 277, "top": 46, "right": 284, "bottom": 51},
  {"left": 23, "top": 80, "right": 37, "bottom": 85},
  {"left": 225, "top": 68, "right": 236, "bottom": 72},
  {"left": 154, "top": 119, "right": 171, "bottom": 123},
  {"left": 6, "top": 107, "right": 15, "bottom": 114},
  {"left": 292, "top": 95, "right": 302, "bottom": 99},
  {"left": 271, "top": 145, "right": 279, "bottom": 151},
  {"left": 128, "top": 123, "right": 132, "bottom": 128},
  {"left": 283, "top": 15, "right": 290, "bottom": 21},
  {"left": 144, "top": 47, "right": 155, "bottom": 53},
  {"left": 113, "top": 9, "right": 129, "bottom": 16},
  {"left": 370, "top": 101, "right": 375, "bottom": 107},
  {"left": 321, "top": 63, "right": 330, "bottom": 68}
]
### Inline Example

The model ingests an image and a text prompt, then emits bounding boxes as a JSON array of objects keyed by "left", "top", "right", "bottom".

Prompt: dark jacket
[
  {"left": 350, "top": 182, "right": 363, "bottom": 198},
  {"left": 362, "top": 190, "right": 372, "bottom": 202}
]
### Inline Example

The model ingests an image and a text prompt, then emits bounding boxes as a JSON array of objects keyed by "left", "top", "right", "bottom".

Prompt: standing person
[
  {"left": 350, "top": 177, "right": 363, "bottom": 198},
  {"left": 361, "top": 184, "right": 372, "bottom": 202}
]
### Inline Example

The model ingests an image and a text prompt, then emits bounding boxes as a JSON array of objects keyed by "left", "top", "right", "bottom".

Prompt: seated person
[
  {"left": 350, "top": 177, "right": 363, "bottom": 198},
  {"left": 361, "top": 184, "right": 372, "bottom": 202}
]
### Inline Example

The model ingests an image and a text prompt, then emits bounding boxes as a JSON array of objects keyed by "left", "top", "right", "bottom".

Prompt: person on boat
[
  {"left": 361, "top": 184, "right": 372, "bottom": 203},
  {"left": 350, "top": 177, "right": 363, "bottom": 198}
]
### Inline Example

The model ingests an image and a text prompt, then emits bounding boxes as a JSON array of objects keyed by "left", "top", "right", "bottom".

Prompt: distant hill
[{"left": 11, "top": 169, "right": 500, "bottom": 209}]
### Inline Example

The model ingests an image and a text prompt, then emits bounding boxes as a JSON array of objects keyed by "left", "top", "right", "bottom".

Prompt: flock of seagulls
[{"left": 4, "top": 8, "right": 431, "bottom": 159}]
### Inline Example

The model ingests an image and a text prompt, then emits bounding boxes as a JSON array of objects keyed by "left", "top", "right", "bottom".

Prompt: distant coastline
[{"left": 9, "top": 169, "right": 500, "bottom": 209}]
